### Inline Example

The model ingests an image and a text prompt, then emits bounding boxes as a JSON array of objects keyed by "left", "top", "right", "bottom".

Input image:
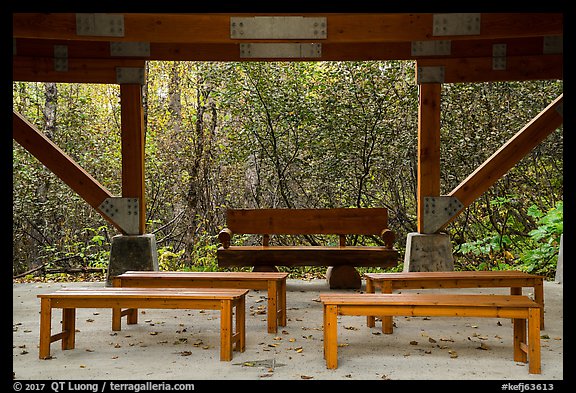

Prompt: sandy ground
[{"left": 12, "top": 278, "right": 564, "bottom": 387}]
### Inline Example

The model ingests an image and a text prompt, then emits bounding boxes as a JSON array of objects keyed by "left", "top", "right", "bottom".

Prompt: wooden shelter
[{"left": 12, "top": 13, "right": 563, "bottom": 246}]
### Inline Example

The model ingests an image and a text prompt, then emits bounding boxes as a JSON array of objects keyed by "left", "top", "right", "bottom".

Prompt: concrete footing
[
  {"left": 403, "top": 232, "right": 454, "bottom": 272},
  {"left": 555, "top": 234, "right": 563, "bottom": 284},
  {"left": 105, "top": 234, "right": 159, "bottom": 286}
]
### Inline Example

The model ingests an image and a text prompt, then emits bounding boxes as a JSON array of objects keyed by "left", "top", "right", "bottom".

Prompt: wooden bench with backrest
[
  {"left": 364, "top": 271, "right": 545, "bottom": 331},
  {"left": 112, "top": 271, "right": 288, "bottom": 333},
  {"left": 320, "top": 293, "right": 541, "bottom": 373},
  {"left": 37, "top": 287, "right": 247, "bottom": 361},
  {"left": 217, "top": 208, "right": 399, "bottom": 289}
]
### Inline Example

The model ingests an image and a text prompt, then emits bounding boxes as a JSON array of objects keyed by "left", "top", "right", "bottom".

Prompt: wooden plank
[
  {"left": 13, "top": 13, "right": 562, "bottom": 43},
  {"left": 225, "top": 208, "right": 389, "bottom": 235},
  {"left": 12, "top": 56, "right": 145, "bottom": 84},
  {"left": 13, "top": 110, "right": 115, "bottom": 211},
  {"left": 14, "top": 36, "right": 556, "bottom": 62},
  {"left": 320, "top": 293, "right": 538, "bottom": 307},
  {"left": 417, "top": 55, "right": 563, "bottom": 83},
  {"left": 120, "top": 84, "right": 146, "bottom": 234},
  {"left": 528, "top": 308, "right": 541, "bottom": 374},
  {"left": 417, "top": 83, "right": 441, "bottom": 232},
  {"left": 217, "top": 246, "right": 399, "bottom": 268},
  {"left": 448, "top": 94, "right": 563, "bottom": 211}
]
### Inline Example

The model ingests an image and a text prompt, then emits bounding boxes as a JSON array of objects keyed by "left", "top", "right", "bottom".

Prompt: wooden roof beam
[
  {"left": 13, "top": 57, "right": 145, "bottom": 84},
  {"left": 13, "top": 13, "right": 562, "bottom": 44},
  {"left": 416, "top": 55, "right": 562, "bottom": 83},
  {"left": 13, "top": 36, "right": 560, "bottom": 62}
]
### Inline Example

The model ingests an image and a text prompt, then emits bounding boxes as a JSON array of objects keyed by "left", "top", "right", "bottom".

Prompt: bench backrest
[{"left": 225, "top": 208, "right": 389, "bottom": 235}]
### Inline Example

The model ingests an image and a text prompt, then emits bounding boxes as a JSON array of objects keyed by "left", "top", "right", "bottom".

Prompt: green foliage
[
  {"left": 454, "top": 198, "right": 563, "bottom": 278},
  {"left": 519, "top": 202, "right": 563, "bottom": 275},
  {"left": 12, "top": 64, "right": 563, "bottom": 279},
  {"left": 158, "top": 246, "right": 186, "bottom": 271}
]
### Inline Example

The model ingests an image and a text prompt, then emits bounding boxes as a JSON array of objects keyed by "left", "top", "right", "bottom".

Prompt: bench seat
[
  {"left": 320, "top": 293, "right": 541, "bottom": 374},
  {"left": 37, "top": 287, "right": 247, "bottom": 361},
  {"left": 113, "top": 271, "right": 287, "bottom": 333},
  {"left": 364, "top": 271, "right": 545, "bottom": 330}
]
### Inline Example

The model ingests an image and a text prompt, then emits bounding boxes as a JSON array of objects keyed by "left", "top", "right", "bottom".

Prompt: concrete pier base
[
  {"left": 105, "top": 234, "right": 159, "bottom": 286},
  {"left": 555, "top": 234, "right": 563, "bottom": 284},
  {"left": 403, "top": 232, "right": 454, "bottom": 272}
]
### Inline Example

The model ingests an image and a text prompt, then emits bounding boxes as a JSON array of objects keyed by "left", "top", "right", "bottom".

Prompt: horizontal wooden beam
[
  {"left": 416, "top": 55, "right": 563, "bottom": 83},
  {"left": 13, "top": 110, "right": 114, "bottom": 211},
  {"left": 447, "top": 94, "right": 563, "bottom": 213},
  {"left": 13, "top": 13, "right": 562, "bottom": 44},
  {"left": 13, "top": 56, "right": 145, "bottom": 84},
  {"left": 13, "top": 36, "right": 559, "bottom": 62}
]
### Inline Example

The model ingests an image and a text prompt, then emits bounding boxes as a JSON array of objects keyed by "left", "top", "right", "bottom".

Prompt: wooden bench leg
[
  {"left": 513, "top": 318, "right": 527, "bottom": 363},
  {"left": 381, "top": 281, "right": 394, "bottom": 334},
  {"left": 267, "top": 280, "right": 278, "bottom": 333},
  {"left": 279, "top": 279, "right": 287, "bottom": 327},
  {"left": 533, "top": 281, "right": 545, "bottom": 330},
  {"left": 127, "top": 308, "right": 138, "bottom": 325},
  {"left": 62, "top": 308, "right": 76, "bottom": 350},
  {"left": 112, "top": 308, "right": 122, "bottom": 331},
  {"left": 366, "top": 278, "right": 375, "bottom": 328},
  {"left": 220, "top": 299, "right": 233, "bottom": 361},
  {"left": 39, "top": 298, "right": 52, "bottom": 359},
  {"left": 528, "top": 307, "right": 541, "bottom": 374},
  {"left": 235, "top": 296, "right": 246, "bottom": 352},
  {"left": 324, "top": 304, "right": 339, "bottom": 369}
]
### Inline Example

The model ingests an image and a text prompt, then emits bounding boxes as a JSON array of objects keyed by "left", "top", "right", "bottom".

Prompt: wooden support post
[
  {"left": 417, "top": 83, "right": 441, "bottom": 233},
  {"left": 120, "top": 84, "right": 146, "bottom": 235}
]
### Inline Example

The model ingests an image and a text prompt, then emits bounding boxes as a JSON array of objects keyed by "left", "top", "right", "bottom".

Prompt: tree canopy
[{"left": 12, "top": 61, "right": 563, "bottom": 279}]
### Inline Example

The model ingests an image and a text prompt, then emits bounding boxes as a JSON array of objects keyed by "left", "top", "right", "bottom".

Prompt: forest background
[{"left": 12, "top": 60, "right": 563, "bottom": 281}]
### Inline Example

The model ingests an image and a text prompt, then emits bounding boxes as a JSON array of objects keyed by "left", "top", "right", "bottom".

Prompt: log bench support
[
  {"left": 364, "top": 271, "right": 545, "bottom": 331},
  {"left": 112, "top": 271, "right": 288, "bottom": 333},
  {"left": 320, "top": 293, "right": 541, "bottom": 374},
  {"left": 38, "top": 287, "right": 247, "bottom": 361}
]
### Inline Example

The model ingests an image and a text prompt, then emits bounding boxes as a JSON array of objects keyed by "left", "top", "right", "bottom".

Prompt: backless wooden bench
[
  {"left": 37, "top": 287, "right": 247, "bottom": 361},
  {"left": 113, "top": 271, "right": 287, "bottom": 333},
  {"left": 320, "top": 293, "right": 541, "bottom": 374},
  {"left": 364, "top": 271, "right": 545, "bottom": 331},
  {"left": 217, "top": 208, "right": 399, "bottom": 289}
]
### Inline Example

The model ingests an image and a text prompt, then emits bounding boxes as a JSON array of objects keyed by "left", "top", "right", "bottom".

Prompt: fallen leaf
[
  {"left": 259, "top": 373, "right": 273, "bottom": 378},
  {"left": 179, "top": 351, "right": 192, "bottom": 356},
  {"left": 300, "top": 375, "right": 314, "bottom": 379},
  {"left": 410, "top": 340, "right": 418, "bottom": 345},
  {"left": 428, "top": 337, "right": 436, "bottom": 343},
  {"left": 449, "top": 350, "right": 458, "bottom": 358},
  {"left": 477, "top": 343, "right": 490, "bottom": 350}
]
